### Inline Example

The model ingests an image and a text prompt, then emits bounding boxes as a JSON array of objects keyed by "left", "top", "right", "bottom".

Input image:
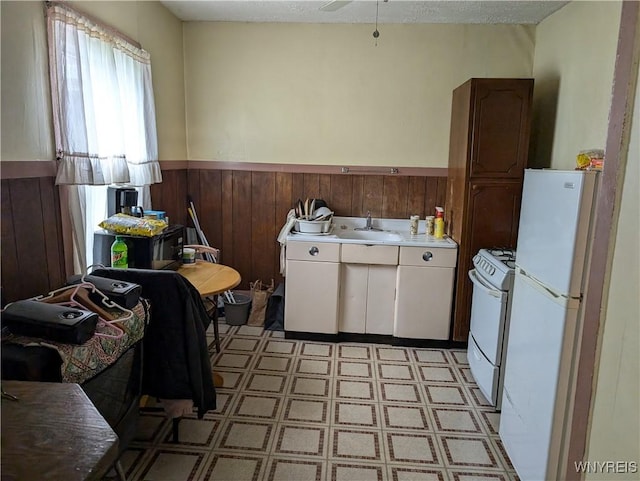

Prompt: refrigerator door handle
[
  {"left": 518, "top": 266, "right": 565, "bottom": 299},
  {"left": 516, "top": 268, "right": 577, "bottom": 309},
  {"left": 468, "top": 269, "right": 504, "bottom": 299}
]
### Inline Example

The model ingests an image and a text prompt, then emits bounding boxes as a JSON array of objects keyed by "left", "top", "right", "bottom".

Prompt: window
[{"left": 46, "top": 2, "right": 162, "bottom": 272}]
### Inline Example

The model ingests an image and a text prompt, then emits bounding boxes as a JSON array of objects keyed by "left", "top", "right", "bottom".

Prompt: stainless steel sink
[{"left": 336, "top": 230, "right": 403, "bottom": 242}]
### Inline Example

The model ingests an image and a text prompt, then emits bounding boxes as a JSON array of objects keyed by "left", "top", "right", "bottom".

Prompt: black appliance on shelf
[
  {"left": 93, "top": 224, "right": 184, "bottom": 270},
  {"left": 108, "top": 187, "right": 141, "bottom": 217}
]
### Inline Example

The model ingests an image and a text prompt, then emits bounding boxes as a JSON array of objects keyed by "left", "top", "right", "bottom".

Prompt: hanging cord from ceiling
[
  {"left": 373, "top": 0, "right": 388, "bottom": 46},
  {"left": 373, "top": 0, "right": 380, "bottom": 44}
]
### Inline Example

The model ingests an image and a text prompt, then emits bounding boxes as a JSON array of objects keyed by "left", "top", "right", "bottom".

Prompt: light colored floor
[{"left": 114, "top": 321, "right": 518, "bottom": 481}]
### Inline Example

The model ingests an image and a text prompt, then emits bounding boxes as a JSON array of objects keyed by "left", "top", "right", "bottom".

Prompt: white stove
[
  {"left": 472, "top": 248, "right": 516, "bottom": 290},
  {"left": 467, "top": 247, "right": 516, "bottom": 410}
]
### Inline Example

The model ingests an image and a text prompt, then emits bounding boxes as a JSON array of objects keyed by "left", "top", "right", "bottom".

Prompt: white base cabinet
[
  {"left": 394, "top": 247, "right": 456, "bottom": 340},
  {"left": 339, "top": 264, "right": 396, "bottom": 335},
  {"left": 285, "top": 240, "right": 457, "bottom": 340},
  {"left": 339, "top": 244, "right": 398, "bottom": 335},
  {"left": 285, "top": 242, "right": 340, "bottom": 334}
]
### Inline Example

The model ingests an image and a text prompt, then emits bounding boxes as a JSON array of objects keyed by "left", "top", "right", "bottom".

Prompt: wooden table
[
  {"left": 177, "top": 259, "right": 241, "bottom": 297},
  {"left": 1, "top": 380, "right": 119, "bottom": 481},
  {"left": 178, "top": 260, "right": 241, "bottom": 387}
]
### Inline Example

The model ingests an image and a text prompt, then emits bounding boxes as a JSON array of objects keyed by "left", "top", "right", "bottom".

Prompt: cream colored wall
[
  {"left": 183, "top": 22, "right": 534, "bottom": 167},
  {"left": 530, "top": 1, "right": 620, "bottom": 169},
  {"left": 532, "top": 1, "right": 639, "bottom": 476},
  {"left": 0, "top": 0, "right": 186, "bottom": 162},
  {"left": 136, "top": 2, "right": 187, "bottom": 160},
  {"left": 585, "top": 62, "right": 639, "bottom": 480}
]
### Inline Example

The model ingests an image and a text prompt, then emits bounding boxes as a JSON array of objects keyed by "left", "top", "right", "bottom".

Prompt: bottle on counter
[
  {"left": 410, "top": 215, "right": 419, "bottom": 236},
  {"left": 425, "top": 216, "right": 435, "bottom": 236},
  {"left": 434, "top": 207, "right": 445, "bottom": 239},
  {"left": 111, "top": 236, "right": 128, "bottom": 268}
]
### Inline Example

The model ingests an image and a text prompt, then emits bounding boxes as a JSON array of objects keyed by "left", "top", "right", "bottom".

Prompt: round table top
[{"left": 177, "top": 260, "right": 241, "bottom": 297}]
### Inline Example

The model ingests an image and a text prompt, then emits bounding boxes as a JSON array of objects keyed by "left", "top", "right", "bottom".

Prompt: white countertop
[{"left": 287, "top": 216, "right": 458, "bottom": 248}]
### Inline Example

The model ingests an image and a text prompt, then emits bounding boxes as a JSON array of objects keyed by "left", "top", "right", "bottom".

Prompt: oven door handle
[{"left": 468, "top": 269, "right": 504, "bottom": 299}]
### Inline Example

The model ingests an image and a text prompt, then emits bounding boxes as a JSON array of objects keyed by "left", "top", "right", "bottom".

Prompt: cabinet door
[
  {"left": 394, "top": 265, "right": 454, "bottom": 340},
  {"left": 285, "top": 260, "right": 340, "bottom": 334},
  {"left": 339, "top": 265, "right": 396, "bottom": 335},
  {"left": 466, "top": 181, "right": 522, "bottom": 252},
  {"left": 451, "top": 180, "right": 522, "bottom": 342},
  {"left": 470, "top": 79, "right": 533, "bottom": 179},
  {"left": 339, "top": 264, "right": 368, "bottom": 333},
  {"left": 366, "top": 266, "right": 396, "bottom": 335}
]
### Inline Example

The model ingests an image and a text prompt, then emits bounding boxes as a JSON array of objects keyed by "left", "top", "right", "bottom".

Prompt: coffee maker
[{"left": 107, "top": 187, "right": 142, "bottom": 217}]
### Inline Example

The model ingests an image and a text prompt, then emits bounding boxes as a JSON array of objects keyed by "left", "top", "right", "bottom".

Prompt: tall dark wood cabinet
[{"left": 446, "top": 78, "right": 534, "bottom": 342}]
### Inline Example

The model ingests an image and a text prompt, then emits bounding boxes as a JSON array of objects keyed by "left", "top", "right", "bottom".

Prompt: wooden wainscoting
[
  {"left": 148, "top": 168, "right": 189, "bottom": 227},
  {"left": 1, "top": 176, "right": 66, "bottom": 303},
  {"left": 152, "top": 166, "right": 448, "bottom": 290},
  {"left": 0, "top": 163, "right": 447, "bottom": 301}
]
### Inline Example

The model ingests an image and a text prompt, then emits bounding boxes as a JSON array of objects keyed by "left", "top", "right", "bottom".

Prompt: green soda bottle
[{"left": 111, "top": 236, "right": 128, "bottom": 268}]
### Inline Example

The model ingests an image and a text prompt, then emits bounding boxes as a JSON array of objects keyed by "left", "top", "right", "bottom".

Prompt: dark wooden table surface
[{"left": 1, "top": 380, "right": 119, "bottom": 481}]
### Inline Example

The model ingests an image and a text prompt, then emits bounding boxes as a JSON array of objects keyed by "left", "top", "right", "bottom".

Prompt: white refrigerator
[{"left": 499, "top": 169, "right": 599, "bottom": 481}]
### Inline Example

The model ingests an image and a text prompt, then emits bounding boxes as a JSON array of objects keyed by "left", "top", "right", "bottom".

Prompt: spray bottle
[{"left": 434, "top": 207, "right": 445, "bottom": 239}]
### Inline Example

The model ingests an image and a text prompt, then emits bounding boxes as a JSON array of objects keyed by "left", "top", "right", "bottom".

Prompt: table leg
[
  {"left": 115, "top": 460, "right": 127, "bottom": 481},
  {"left": 210, "top": 294, "right": 223, "bottom": 388},
  {"left": 212, "top": 306, "right": 221, "bottom": 353}
]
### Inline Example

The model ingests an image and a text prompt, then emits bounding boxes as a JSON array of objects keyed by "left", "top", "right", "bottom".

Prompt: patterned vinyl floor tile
[{"left": 116, "top": 322, "right": 516, "bottom": 481}]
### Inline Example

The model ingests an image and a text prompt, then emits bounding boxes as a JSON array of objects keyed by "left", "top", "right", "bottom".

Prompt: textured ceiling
[{"left": 160, "top": 1, "right": 569, "bottom": 24}]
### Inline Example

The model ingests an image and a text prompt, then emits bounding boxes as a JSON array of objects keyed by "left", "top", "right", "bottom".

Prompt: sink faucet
[{"left": 355, "top": 211, "right": 383, "bottom": 231}]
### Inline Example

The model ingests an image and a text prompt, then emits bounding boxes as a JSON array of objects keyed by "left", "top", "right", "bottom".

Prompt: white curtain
[
  {"left": 70, "top": 185, "right": 152, "bottom": 272},
  {"left": 47, "top": 3, "right": 162, "bottom": 272}
]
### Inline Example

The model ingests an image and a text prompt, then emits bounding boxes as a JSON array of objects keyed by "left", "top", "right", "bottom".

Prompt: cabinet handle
[
  {"left": 309, "top": 246, "right": 319, "bottom": 256},
  {"left": 422, "top": 251, "right": 433, "bottom": 262}
]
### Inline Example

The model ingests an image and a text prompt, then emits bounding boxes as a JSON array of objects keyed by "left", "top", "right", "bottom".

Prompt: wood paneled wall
[
  {"left": 0, "top": 167, "right": 446, "bottom": 302},
  {"left": 1, "top": 177, "right": 66, "bottom": 303},
  {"left": 152, "top": 169, "right": 447, "bottom": 290}
]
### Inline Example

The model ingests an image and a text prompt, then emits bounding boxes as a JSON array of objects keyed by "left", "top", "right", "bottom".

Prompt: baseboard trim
[{"left": 284, "top": 330, "right": 467, "bottom": 349}]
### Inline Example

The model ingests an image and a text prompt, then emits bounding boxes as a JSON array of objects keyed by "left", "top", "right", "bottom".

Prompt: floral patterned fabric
[{"left": 4, "top": 300, "right": 148, "bottom": 384}]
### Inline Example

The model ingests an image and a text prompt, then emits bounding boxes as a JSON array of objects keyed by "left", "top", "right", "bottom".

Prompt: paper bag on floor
[{"left": 247, "top": 279, "right": 274, "bottom": 326}]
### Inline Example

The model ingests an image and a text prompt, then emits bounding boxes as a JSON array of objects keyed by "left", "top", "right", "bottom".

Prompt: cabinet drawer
[
  {"left": 398, "top": 246, "right": 457, "bottom": 268},
  {"left": 341, "top": 244, "right": 398, "bottom": 265},
  {"left": 286, "top": 241, "right": 340, "bottom": 262}
]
